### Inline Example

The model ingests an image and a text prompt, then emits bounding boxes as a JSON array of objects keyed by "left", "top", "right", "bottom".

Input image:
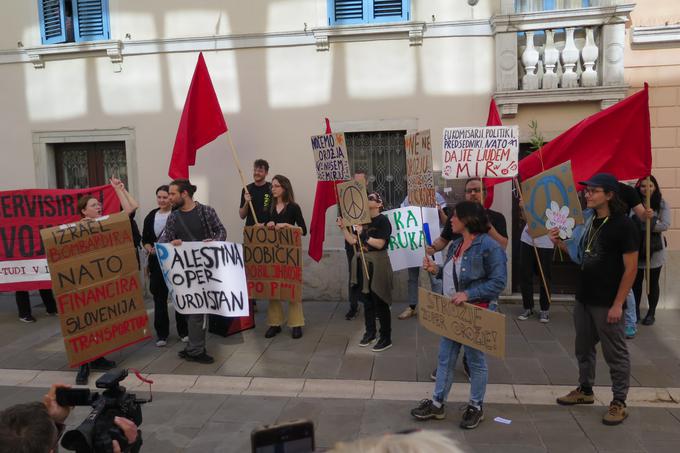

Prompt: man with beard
[{"left": 160, "top": 179, "right": 227, "bottom": 364}]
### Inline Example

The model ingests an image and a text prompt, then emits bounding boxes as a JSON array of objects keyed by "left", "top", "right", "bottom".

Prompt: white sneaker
[
  {"left": 518, "top": 309, "right": 533, "bottom": 321},
  {"left": 180, "top": 336, "right": 189, "bottom": 343},
  {"left": 156, "top": 339, "right": 167, "bottom": 347},
  {"left": 398, "top": 307, "right": 417, "bottom": 320},
  {"left": 539, "top": 311, "right": 550, "bottom": 323}
]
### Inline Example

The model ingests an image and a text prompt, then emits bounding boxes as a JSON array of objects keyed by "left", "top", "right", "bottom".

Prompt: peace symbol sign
[{"left": 343, "top": 186, "right": 365, "bottom": 220}]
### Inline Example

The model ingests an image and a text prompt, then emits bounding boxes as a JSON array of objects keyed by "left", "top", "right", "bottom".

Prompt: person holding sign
[
  {"left": 159, "top": 179, "right": 227, "bottom": 364},
  {"left": 339, "top": 192, "right": 394, "bottom": 352},
  {"left": 411, "top": 201, "right": 507, "bottom": 429},
  {"left": 142, "top": 185, "right": 188, "bottom": 347},
  {"left": 260, "top": 175, "right": 307, "bottom": 339},
  {"left": 341, "top": 170, "right": 368, "bottom": 321},
  {"left": 550, "top": 174, "right": 637, "bottom": 426},
  {"left": 72, "top": 177, "right": 138, "bottom": 385},
  {"left": 630, "top": 176, "right": 670, "bottom": 327}
]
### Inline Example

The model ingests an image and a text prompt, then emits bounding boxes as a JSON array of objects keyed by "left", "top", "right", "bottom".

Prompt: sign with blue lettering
[
  {"left": 156, "top": 241, "right": 249, "bottom": 317},
  {"left": 520, "top": 161, "right": 584, "bottom": 239}
]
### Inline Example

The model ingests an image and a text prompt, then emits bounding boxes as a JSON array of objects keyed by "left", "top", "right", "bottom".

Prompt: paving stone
[
  {"left": 372, "top": 354, "right": 417, "bottom": 382},
  {"left": 504, "top": 358, "right": 551, "bottom": 385},
  {"left": 303, "top": 354, "right": 343, "bottom": 379},
  {"left": 337, "top": 354, "right": 374, "bottom": 380},
  {"left": 169, "top": 393, "right": 228, "bottom": 429},
  {"left": 211, "top": 395, "right": 289, "bottom": 424}
]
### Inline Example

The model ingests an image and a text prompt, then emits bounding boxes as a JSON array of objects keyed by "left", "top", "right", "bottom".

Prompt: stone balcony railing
[{"left": 492, "top": 1, "right": 634, "bottom": 117}]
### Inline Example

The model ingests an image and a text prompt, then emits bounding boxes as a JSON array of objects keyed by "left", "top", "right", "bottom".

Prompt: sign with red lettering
[
  {"left": 405, "top": 130, "right": 436, "bottom": 207},
  {"left": 40, "top": 212, "right": 150, "bottom": 367},
  {"left": 0, "top": 185, "right": 118, "bottom": 291},
  {"left": 243, "top": 225, "right": 302, "bottom": 305},
  {"left": 155, "top": 241, "right": 249, "bottom": 317},
  {"left": 442, "top": 126, "right": 519, "bottom": 179}
]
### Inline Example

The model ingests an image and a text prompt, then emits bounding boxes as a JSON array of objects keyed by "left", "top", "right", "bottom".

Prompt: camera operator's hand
[
  {"left": 112, "top": 416, "right": 139, "bottom": 453},
  {"left": 43, "top": 383, "right": 72, "bottom": 424}
]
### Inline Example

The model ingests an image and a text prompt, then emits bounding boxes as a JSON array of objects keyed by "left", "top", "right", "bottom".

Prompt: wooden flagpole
[{"left": 227, "top": 131, "right": 259, "bottom": 224}]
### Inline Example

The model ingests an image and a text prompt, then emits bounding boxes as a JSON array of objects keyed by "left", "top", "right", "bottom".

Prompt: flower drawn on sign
[{"left": 545, "top": 201, "right": 575, "bottom": 239}]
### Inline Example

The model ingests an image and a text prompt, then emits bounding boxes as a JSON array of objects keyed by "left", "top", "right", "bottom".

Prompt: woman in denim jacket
[{"left": 411, "top": 201, "right": 507, "bottom": 429}]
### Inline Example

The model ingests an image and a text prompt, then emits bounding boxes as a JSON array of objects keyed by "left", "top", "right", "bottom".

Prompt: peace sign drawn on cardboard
[{"left": 337, "top": 180, "right": 371, "bottom": 226}]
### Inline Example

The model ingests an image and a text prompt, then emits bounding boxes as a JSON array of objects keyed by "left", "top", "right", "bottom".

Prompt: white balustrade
[{"left": 518, "top": 26, "right": 600, "bottom": 90}]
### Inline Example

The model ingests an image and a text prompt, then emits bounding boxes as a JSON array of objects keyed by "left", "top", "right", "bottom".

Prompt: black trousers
[
  {"left": 346, "top": 248, "right": 358, "bottom": 311},
  {"left": 149, "top": 262, "right": 188, "bottom": 339},
  {"left": 632, "top": 266, "right": 662, "bottom": 320},
  {"left": 15, "top": 290, "right": 57, "bottom": 318},
  {"left": 519, "top": 242, "right": 552, "bottom": 312},
  {"left": 351, "top": 263, "right": 391, "bottom": 341}
]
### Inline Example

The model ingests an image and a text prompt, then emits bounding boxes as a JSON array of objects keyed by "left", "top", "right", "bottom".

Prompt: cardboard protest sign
[
  {"left": 337, "top": 180, "right": 371, "bottom": 226},
  {"left": 418, "top": 288, "right": 506, "bottom": 358},
  {"left": 385, "top": 207, "right": 442, "bottom": 271},
  {"left": 405, "top": 130, "right": 436, "bottom": 207},
  {"left": 155, "top": 241, "right": 249, "bottom": 317},
  {"left": 243, "top": 225, "right": 303, "bottom": 304},
  {"left": 442, "top": 126, "right": 519, "bottom": 179},
  {"left": 521, "top": 161, "right": 584, "bottom": 239},
  {"left": 0, "top": 185, "right": 118, "bottom": 291},
  {"left": 40, "top": 212, "right": 150, "bottom": 367},
  {"left": 311, "top": 132, "right": 351, "bottom": 181}
]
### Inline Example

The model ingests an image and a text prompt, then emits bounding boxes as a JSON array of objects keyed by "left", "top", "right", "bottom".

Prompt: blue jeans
[
  {"left": 407, "top": 267, "right": 443, "bottom": 308},
  {"left": 433, "top": 337, "right": 487, "bottom": 406},
  {"left": 624, "top": 289, "right": 637, "bottom": 332}
]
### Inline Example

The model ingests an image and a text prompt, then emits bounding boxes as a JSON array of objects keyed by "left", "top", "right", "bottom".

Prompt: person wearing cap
[
  {"left": 549, "top": 173, "right": 638, "bottom": 426},
  {"left": 339, "top": 191, "right": 394, "bottom": 352}
]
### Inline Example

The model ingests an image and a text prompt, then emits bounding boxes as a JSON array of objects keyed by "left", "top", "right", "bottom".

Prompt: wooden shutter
[
  {"left": 72, "top": 0, "right": 110, "bottom": 42},
  {"left": 38, "top": 0, "right": 67, "bottom": 44},
  {"left": 371, "top": 0, "right": 409, "bottom": 22},
  {"left": 331, "top": 0, "right": 364, "bottom": 24}
]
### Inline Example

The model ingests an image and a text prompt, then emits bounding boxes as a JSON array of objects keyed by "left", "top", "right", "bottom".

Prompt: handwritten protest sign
[
  {"left": 521, "top": 161, "right": 584, "bottom": 238},
  {"left": 418, "top": 288, "right": 506, "bottom": 358},
  {"left": 337, "top": 180, "right": 371, "bottom": 225},
  {"left": 0, "top": 185, "right": 118, "bottom": 291},
  {"left": 311, "top": 132, "right": 351, "bottom": 181},
  {"left": 442, "top": 126, "right": 519, "bottom": 179},
  {"left": 243, "top": 225, "right": 303, "bottom": 304},
  {"left": 385, "top": 207, "right": 442, "bottom": 271},
  {"left": 155, "top": 241, "right": 249, "bottom": 317},
  {"left": 40, "top": 212, "right": 150, "bottom": 367},
  {"left": 405, "top": 130, "right": 436, "bottom": 207}
]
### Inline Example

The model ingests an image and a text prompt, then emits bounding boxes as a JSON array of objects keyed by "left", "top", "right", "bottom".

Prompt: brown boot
[
  {"left": 556, "top": 387, "right": 595, "bottom": 405},
  {"left": 602, "top": 400, "right": 628, "bottom": 425}
]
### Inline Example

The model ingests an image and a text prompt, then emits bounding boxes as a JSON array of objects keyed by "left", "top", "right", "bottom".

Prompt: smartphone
[
  {"left": 55, "top": 387, "right": 92, "bottom": 406},
  {"left": 251, "top": 419, "right": 314, "bottom": 453}
]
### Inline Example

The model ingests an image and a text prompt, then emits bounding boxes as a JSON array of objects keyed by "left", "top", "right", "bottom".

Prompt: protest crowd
[{"left": 0, "top": 78, "right": 667, "bottom": 451}]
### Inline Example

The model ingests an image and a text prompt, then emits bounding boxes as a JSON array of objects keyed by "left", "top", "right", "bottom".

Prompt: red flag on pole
[
  {"left": 308, "top": 118, "right": 344, "bottom": 262},
  {"left": 168, "top": 52, "right": 227, "bottom": 179},
  {"left": 485, "top": 84, "right": 652, "bottom": 195},
  {"left": 483, "top": 99, "right": 504, "bottom": 208}
]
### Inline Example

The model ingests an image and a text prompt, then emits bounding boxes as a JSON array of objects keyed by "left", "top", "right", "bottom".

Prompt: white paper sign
[
  {"left": 442, "top": 126, "right": 519, "bottom": 179},
  {"left": 385, "top": 207, "right": 443, "bottom": 272},
  {"left": 155, "top": 241, "right": 249, "bottom": 317}
]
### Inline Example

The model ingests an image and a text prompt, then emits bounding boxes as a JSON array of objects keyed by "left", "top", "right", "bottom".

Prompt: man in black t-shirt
[
  {"left": 239, "top": 159, "right": 272, "bottom": 226},
  {"left": 551, "top": 173, "right": 637, "bottom": 426}
]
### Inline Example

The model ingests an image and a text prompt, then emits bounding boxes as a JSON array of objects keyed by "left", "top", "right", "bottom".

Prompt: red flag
[
  {"left": 486, "top": 84, "right": 652, "bottom": 195},
  {"left": 168, "top": 52, "right": 227, "bottom": 179},
  {"left": 483, "top": 99, "right": 504, "bottom": 208},
  {"left": 308, "top": 118, "right": 344, "bottom": 262}
]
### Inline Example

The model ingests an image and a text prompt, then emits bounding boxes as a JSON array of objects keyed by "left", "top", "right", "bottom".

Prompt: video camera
[{"left": 56, "top": 369, "right": 150, "bottom": 453}]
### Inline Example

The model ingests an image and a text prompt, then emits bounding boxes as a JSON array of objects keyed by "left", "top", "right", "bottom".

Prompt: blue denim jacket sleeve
[{"left": 464, "top": 236, "right": 507, "bottom": 301}]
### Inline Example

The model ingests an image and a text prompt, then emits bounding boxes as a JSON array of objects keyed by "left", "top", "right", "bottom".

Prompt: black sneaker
[
  {"left": 265, "top": 326, "right": 282, "bottom": 338},
  {"left": 460, "top": 404, "right": 484, "bottom": 429},
  {"left": 411, "top": 399, "right": 446, "bottom": 420},
  {"left": 19, "top": 315, "right": 37, "bottom": 323},
  {"left": 184, "top": 352, "right": 215, "bottom": 364},
  {"left": 75, "top": 364, "right": 90, "bottom": 385},
  {"left": 371, "top": 338, "right": 392, "bottom": 352},
  {"left": 90, "top": 357, "right": 116, "bottom": 370},
  {"left": 345, "top": 308, "right": 359, "bottom": 320},
  {"left": 358, "top": 332, "right": 376, "bottom": 347},
  {"left": 291, "top": 327, "right": 303, "bottom": 339}
]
